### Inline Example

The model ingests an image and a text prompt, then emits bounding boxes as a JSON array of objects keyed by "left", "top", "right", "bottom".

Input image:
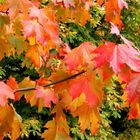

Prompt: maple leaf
[
  {"left": 93, "top": 42, "right": 115, "bottom": 68},
  {"left": 15, "top": 77, "right": 35, "bottom": 99},
  {"left": 7, "top": 76, "right": 18, "bottom": 90},
  {"left": 53, "top": 0, "right": 75, "bottom": 8},
  {"left": 110, "top": 22, "right": 120, "bottom": 35},
  {"left": 7, "top": 34, "right": 28, "bottom": 55},
  {"left": 54, "top": 2, "right": 91, "bottom": 26},
  {"left": 121, "top": 72, "right": 140, "bottom": 120},
  {"left": 110, "top": 23, "right": 134, "bottom": 47},
  {"left": 11, "top": 110, "right": 22, "bottom": 140},
  {"left": 96, "top": 0, "right": 104, "bottom": 6},
  {"left": 26, "top": 45, "right": 41, "bottom": 67},
  {"left": 0, "top": 38, "right": 11, "bottom": 60},
  {"left": 65, "top": 42, "right": 96, "bottom": 71},
  {"left": 118, "top": 0, "right": 128, "bottom": 9},
  {"left": 125, "top": 73, "right": 140, "bottom": 103},
  {"left": 16, "top": 77, "right": 58, "bottom": 112},
  {"left": 68, "top": 93, "right": 85, "bottom": 112},
  {"left": 93, "top": 42, "right": 140, "bottom": 73},
  {"left": 0, "top": 104, "right": 14, "bottom": 139},
  {"left": 118, "top": 67, "right": 132, "bottom": 83},
  {"left": 128, "top": 99, "right": 140, "bottom": 120},
  {"left": 72, "top": 103, "right": 100, "bottom": 135},
  {"left": 110, "top": 44, "right": 140, "bottom": 73},
  {"left": 35, "top": 87, "right": 58, "bottom": 108},
  {"left": 7, "top": 0, "right": 33, "bottom": 20},
  {"left": 105, "top": 0, "right": 122, "bottom": 28},
  {"left": 0, "top": 104, "right": 22, "bottom": 140},
  {"left": 23, "top": 20, "right": 47, "bottom": 44},
  {"left": 69, "top": 70, "right": 104, "bottom": 107},
  {"left": 42, "top": 118, "right": 71, "bottom": 140},
  {"left": 42, "top": 102, "right": 71, "bottom": 140},
  {"left": 48, "top": 70, "right": 70, "bottom": 94},
  {"left": 0, "top": 81, "right": 15, "bottom": 106},
  {"left": 23, "top": 6, "right": 60, "bottom": 46}
]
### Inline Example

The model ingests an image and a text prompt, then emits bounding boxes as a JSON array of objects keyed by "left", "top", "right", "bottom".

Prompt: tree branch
[{"left": 14, "top": 70, "right": 86, "bottom": 93}]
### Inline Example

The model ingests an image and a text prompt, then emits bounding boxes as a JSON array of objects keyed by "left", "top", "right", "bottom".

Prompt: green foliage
[
  {"left": 122, "top": 0, "right": 140, "bottom": 49},
  {"left": 21, "top": 118, "right": 42, "bottom": 138},
  {"left": 0, "top": 0, "right": 6, "bottom": 4},
  {"left": 59, "top": 5, "right": 106, "bottom": 48},
  {"left": 59, "top": 5, "right": 122, "bottom": 49},
  {"left": 0, "top": 54, "right": 39, "bottom": 81}
]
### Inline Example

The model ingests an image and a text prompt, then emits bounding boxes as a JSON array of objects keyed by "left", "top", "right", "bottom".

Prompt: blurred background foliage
[{"left": 0, "top": 0, "right": 140, "bottom": 139}]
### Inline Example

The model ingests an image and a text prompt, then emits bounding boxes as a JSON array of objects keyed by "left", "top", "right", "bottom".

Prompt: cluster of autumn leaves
[{"left": 0, "top": 0, "right": 140, "bottom": 139}]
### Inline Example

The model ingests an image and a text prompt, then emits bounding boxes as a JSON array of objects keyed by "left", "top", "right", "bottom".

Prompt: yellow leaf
[
  {"left": 0, "top": 104, "right": 22, "bottom": 140},
  {"left": 15, "top": 77, "right": 35, "bottom": 101},
  {"left": 73, "top": 103, "right": 100, "bottom": 135},
  {"left": 11, "top": 111, "right": 22, "bottom": 140},
  {"left": 42, "top": 118, "right": 71, "bottom": 140},
  {"left": 68, "top": 93, "right": 85, "bottom": 112}
]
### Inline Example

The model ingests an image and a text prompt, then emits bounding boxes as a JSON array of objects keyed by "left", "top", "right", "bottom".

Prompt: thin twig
[{"left": 14, "top": 70, "right": 86, "bottom": 93}]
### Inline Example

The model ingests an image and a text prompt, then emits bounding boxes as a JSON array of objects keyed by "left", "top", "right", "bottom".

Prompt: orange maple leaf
[
  {"left": 0, "top": 104, "right": 22, "bottom": 140},
  {"left": 7, "top": 76, "right": 18, "bottom": 90},
  {"left": 72, "top": 103, "right": 100, "bottom": 135},
  {"left": 42, "top": 118, "right": 71, "bottom": 140},
  {"left": 7, "top": 0, "right": 33, "bottom": 20},
  {"left": 128, "top": 99, "right": 140, "bottom": 120},
  {"left": 105, "top": 0, "right": 122, "bottom": 28},
  {"left": 65, "top": 42, "right": 96, "bottom": 71},
  {"left": 26, "top": 45, "right": 41, "bottom": 67}
]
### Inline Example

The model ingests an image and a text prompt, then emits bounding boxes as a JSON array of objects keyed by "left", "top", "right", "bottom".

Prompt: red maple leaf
[
  {"left": 126, "top": 73, "right": 140, "bottom": 103},
  {"left": 69, "top": 71, "right": 104, "bottom": 107},
  {"left": 53, "top": 0, "right": 75, "bottom": 8},
  {"left": 65, "top": 42, "right": 96, "bottom": 71},
  {"left": 23, "top": 6, "right": 60, "bottom": 45},
  {"left": 93, "top": 42, "right": 140, "bottom": 73},
  {"left": 0, "top": 82, "right": 15, "bottom": 106},
  {"left": 35, "top": 87, "right": 58, "bottom": 108}
]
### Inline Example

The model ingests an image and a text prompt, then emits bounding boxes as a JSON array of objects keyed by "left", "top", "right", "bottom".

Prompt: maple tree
[{"left": 0, "top": 0, "right": 140, "bottom": 139}]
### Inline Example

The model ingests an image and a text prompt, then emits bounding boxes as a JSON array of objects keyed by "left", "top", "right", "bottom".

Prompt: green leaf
[
  {"left": 7, "top": 34, "right": 28, "bottom": 55},
  {"left": 0, "top": 15, "right": 10, "bottom": 28}
]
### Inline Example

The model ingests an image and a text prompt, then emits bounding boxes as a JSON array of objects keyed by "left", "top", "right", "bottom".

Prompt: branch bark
[{"left": 14, "top": 70, "right": 86, "bottom": 93}]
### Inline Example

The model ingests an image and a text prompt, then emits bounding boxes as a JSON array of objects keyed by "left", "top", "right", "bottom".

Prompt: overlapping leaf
[
  {"left": 69, "top": 70, "right": 104, "bottom": 107},
  {"left": 42, "top": 118, "right": 71, "bottom": 140},
  {"left": 93, "top": 42, "right": 140, "bottom": 73},
  {"left": 53, "top": 0, "right": 92, "bottom": 25},
  {"left": 72, "top": 103, "right": 100, "bottom": 135},
  {"left": 6, "top": 0, "right": 33, "bottom": 20},
  {"left": 0, "top": 104, "right": 22, "bottom": 140},
  {"left": 53, "top": 0, "right": 74, "bottom": 8},
  {"left": 23, "top": 6, "right": 60, "bottom": 46},
  {"left": 26, "top": 45, "right": 41, "bottom": 67},
  {"left": 0, "top": 81, "right": 14, "bottom": 106},
  {"left": 65, "top": 42, "right": 96, "bottom": 71},
  {"left": 35, "top": 87, "right": 58, "bottom": 108}
]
